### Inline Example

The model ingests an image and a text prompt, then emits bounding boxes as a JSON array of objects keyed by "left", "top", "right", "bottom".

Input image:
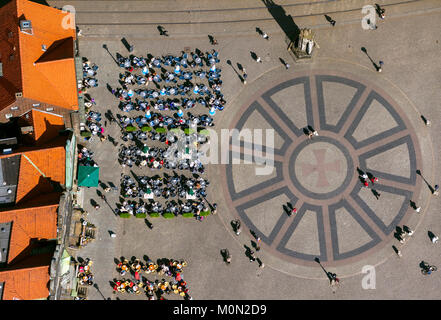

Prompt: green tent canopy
[
  {"left": 59, "top": 249, "right": 71, "bottom": 276},
  {"left": 78, "top": 165, "right": 99, "bottom": 187}
]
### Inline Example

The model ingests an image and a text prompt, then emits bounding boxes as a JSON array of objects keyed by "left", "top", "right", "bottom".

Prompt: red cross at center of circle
[{"left": 299, "top": 149, "right": 342, "bottom": 187}]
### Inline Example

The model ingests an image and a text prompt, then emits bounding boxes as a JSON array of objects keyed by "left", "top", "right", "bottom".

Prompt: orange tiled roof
[
  {"left": 19, "top": 108, "right": 65, "bottom": 145},
  {"left": 0, "top": 0, "right": 22, "bottom": 110},
  {"left": 0, "top": 0, "right": 78, "bottom": 112},
  {"left": 0, "top": 203, "right": 58, "bottom": 264},
  {"left": 0, "top": 265, "right": 50, "bottom": 300},
  {"left": 9, "top": 146, "right": 66, "bottom": 204},
  {"left": 31, "top": 109, "right": 65, "bottom": 144}
]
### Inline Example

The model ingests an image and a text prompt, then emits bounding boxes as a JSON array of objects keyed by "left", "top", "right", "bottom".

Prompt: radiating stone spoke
[{"left": 355, "top": 130, "right": 409, "bottom": 155}]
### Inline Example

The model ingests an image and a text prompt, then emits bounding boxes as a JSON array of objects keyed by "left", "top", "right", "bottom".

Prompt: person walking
[
  {"left": 289, "top": 207, "right": 297, "bottom": 217},
  {"left": 249, "top": 250, "right": 256, "bottom": 262},
  {"left": 375, "top": 4, "right": 385, "bottom": 19},
  {"left": 403, "top": 225, "right": 414, "bottom": 236},
  {"left": 415, "top": 206, "right": 421, "bottom": 213},
  {"left": 255, "top": 237, "right": 261, "bottom": 251},
  {"left": 224, "top": 249, "right": 232, "bottom": 264},
  {"left": 370, "top": 176, "right": 378, "bottom": 184},
  {"left": 234, "top": 219, "right": 242, "bottom": 235}
]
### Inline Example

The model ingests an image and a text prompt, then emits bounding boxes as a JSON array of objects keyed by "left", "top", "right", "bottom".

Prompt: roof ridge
[{"left": 2, "top": 203, "right": 59, "bottom": 214}]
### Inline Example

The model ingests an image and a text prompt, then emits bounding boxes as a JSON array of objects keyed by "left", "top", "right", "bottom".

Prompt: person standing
[
  {"left": 433, "top": 184, "right": 439, "bottom": 196},
  {"left": 242, "top": 68, "right": 248, "bottom": 84}
]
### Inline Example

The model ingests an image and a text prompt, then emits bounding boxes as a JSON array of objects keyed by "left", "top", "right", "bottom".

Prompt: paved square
[{"left": 54, "top": 0, "right": 441, "bottom": 300}]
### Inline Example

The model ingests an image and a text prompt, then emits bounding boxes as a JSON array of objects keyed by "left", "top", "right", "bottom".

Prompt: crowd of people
[
  {"left": 110, "top": 48, "right": 223, "bottom": 218},
  {"left": 120, "top": 174, "right": 209, "bottom": 199},
  {"left": 113, "top": 50, "right": 224, "bottom": 114},
  {"left": 77, "top": 258, "right": 94, "bottom": 286},
  {"left": 117, "top": 198, "right": 211, "bottom": 218},
  {"left": 78, "top": 146, "right": 97, "bottom": 167},
  {"left": 81, "top": 58, "right": 106, "bottom": 139},
  {"left": 111, "top": 256, "right": 192, "bottom": 300},
  {"left": 118, "top": 113, "right": 214, "bottom": 130},
  {"left": 79, "top": 58, "right": 99, "bottom": 93},
  {"left": 118, "top": 144, "right": 205, "bottom": 173}
]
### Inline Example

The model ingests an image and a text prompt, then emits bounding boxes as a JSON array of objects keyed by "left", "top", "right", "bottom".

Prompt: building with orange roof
[
  {"left": 0, "top": 264, "right": 52, "bottom": 300},
  {"left": 0, "top": 0, "right": 78, "bottom": 301},
  {"left": 0, "top": 203, "right": 58, "bottom": 265},
  {"left": 0, "top": 0, "right": 78, "bottom": 122}
]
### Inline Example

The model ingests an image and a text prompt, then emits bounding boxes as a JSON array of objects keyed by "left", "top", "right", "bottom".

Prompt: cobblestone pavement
[{"left": 50, "top": 0, "right": 441, "bottom": 299}]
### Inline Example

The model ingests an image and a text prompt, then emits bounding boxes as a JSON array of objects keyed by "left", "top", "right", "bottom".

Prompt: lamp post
[{"left": 93, "top": 283, "right": 107, "bottom": 300}]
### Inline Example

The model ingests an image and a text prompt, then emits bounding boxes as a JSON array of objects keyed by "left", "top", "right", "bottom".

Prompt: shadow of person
[
  {"left": 90, "top": 199, "right": 98, "bottom": 207},
  {"left": 302, "top": 127, "right": 310, "bottom": 136},
  {"left": 250, "top": 51, "right": 259, "bottom": 61},
  {"left": 144, "top": 218, "right": 153, "bottom": 229},
  {"left": 262, "top": 0, "right": 300, "bottom": 42},
  {"left": 230, "top": 220, "right": 238, "bottom": 232},
  {"left": 324, "top": 14, "right": 335, "bottom": 26},
  {"left": 409, "top": 200, "right": 417, "bottom": 209},
  {"left": 428, "top": 231, "right": 436, "bottom": 241},
  {"left": 358, "top": 176, "right": 368, "bottom": 185},
  {"left": 356, "top": 167, "right": 365, "bottom": 176},
  {"left": 220, "top": 249, "right": 228, "bottom": 262}
]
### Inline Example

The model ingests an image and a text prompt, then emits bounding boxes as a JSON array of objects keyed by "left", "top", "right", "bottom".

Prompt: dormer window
[{"left": 19, "top": 20, "right": 33, "bottom": 35}]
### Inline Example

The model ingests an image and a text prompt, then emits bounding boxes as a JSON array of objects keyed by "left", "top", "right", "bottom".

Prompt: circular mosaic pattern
[
  {"left": 289, "top": 136, "right": 354, "bottom": 200},
  {"left": 223, "top": 72, "right": 422, "bottom": 266}
]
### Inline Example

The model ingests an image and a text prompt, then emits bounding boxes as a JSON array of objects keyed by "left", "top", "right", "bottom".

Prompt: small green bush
[
  {"left": 155, "top": 127, "right": 167, "bottom": 133},
  {"left": 80, "top": 131, "right": 91, "bottom": 137},
  {"left": 149, "top": 212, "right": 160, "bottom": 218},
  {"left": 119, "top": 212, "right": 131, "bottom": 218},
  {"left": 184, "top": 128, "right": 196, "bottom": 135},
  {"left": 163, "top": 212, "right": 175, "bottom": 219},
  {"left": 141, "top": 126, "right": 152, "bottom": 132},
  {"left": 199, "top": 129, "right": 210, "bottom": 136},
  {"left": 135, "top": 212, "right": 147, "bottom": 218},
  {"left": 200, "top": 210, "right": 211, "bottom": 217},
  {"left": 182, "top": 212, "right": 194, "bottom": 218},
  {"left": 125, "top": 126, "right": 137, "bottom": 132}
]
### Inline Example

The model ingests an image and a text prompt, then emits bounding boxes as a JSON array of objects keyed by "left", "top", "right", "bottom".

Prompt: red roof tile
[
  {"left": 0, "top": 265, "right": 50, "bottom": 300},
  {"left": 0, "top": 204, "right": 58, "bottom": 264},
  {"left": 0, "top": 0, "right": 78, "bottom": 112}
]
